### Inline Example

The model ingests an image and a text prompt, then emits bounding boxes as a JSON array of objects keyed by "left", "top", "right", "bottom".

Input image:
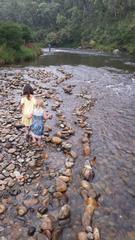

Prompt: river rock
[
  {"left": 0, "top": 204, "right": 6, "bottom": 214},
  {"left": 52, "top": 137, "right": 62, "bottom": 145},
  {"left": 41, "top": 215, "right": 53, "bottom": 232},
  {"left": 58, "top": 204, "right": 71, "bottom": 220},
  {"left": 83, "top": 144, "right": 91, "bottom": 156},
  {"left": 59, "top": 176, "right": 70, "bottom": 183},
  {"left": 0, "top": 154, "right": 4, "bottom": 162},
  {"left": 56, "top": 179, "right": 67, "bottom": 193},
  {"left": 24, "top": 198, "right": 39, "bottom": 207},
  {"left": 28, "top": 226, "right": 36, "bottom": 236},
  {"left": 81, "top": 180, "right": 90, "bottom": 191},
  {"left": 69, "top": 150, "right": 78, "bottom": 159},
  {"left": 8, "top": 148, "right": 16, "bottom": 154},
  {"left": 113, "top": 49, "right": 120, "bottom": 54},
  {"left": 78, "top": 232, "right": 88, "bottom": 240},
  {"left": 93, "top": 227, "right": 100, "bottom": 240},
  {"left": 17, "top": 205, "right": 28, "bottom": 216}
]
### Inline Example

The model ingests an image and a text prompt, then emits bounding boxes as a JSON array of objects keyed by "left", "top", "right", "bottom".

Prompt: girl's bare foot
[{"left": 32, "top": 137, "right": 36, "bottom": 143}]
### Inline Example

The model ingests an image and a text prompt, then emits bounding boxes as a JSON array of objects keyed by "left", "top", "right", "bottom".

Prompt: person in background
[{"left": 48, "top": 43, "right": 51, "bottom": 52}]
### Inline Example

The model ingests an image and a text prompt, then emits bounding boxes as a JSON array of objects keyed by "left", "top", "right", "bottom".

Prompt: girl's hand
[
  {"left": 28, "top": 113, "right": 33, "bottom": 119},
  {"left": 48, "top": 113, "right": 52, "bottom": 119}
]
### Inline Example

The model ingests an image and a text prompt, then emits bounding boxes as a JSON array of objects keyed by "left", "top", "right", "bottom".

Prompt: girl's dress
[
  {"left": 21, "top": 96, "right": 36, "bottom": 127},
  {"left": 30, "top": 108, "right": 44, "bottom": 138}
]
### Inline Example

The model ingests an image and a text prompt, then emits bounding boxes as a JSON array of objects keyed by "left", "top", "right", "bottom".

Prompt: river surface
[{"left": 1, "top": 48, "right": 135, "bottom": 240}]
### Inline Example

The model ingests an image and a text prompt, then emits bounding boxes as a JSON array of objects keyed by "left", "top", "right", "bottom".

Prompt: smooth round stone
[
  {"left": 38, "top": 206, "right": 48, "bottom": 215},
  {"left": 17, "top": 206, "right": 28, "bottom": 216},
  {"left": 27, "top": 226, "right": 36, "bottom": 236},
  {"left": 87, "top": 232, "right": 94, "bottom": 240},
  {"left": 0, "top": 204, "right": 6, "bottom": 214}
]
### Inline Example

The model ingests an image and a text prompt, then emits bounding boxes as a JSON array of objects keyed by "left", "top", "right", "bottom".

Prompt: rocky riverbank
[{"left": 0, "top": 66, "right": 101, "bottom": 240}]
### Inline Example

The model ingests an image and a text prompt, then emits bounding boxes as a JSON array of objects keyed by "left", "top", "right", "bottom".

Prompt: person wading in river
[{"left": 20, "top": 84, "right": 36, "bottom": 140}]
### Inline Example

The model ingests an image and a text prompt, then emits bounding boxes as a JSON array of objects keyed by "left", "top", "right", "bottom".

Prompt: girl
[
  {"left": 20, "top": 84, "right": 36, "bottom": 138},
  {"left": 30, "top": 98, "right": 51, "bottom": 146}
]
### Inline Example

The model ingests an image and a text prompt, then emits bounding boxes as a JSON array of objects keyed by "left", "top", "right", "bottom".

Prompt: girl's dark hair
[{"left": 23, "top": 84, "right": 34, "bottom": 100}]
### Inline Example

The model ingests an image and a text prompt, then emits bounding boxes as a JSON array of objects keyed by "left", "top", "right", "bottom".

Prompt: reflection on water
[{"left": 18, "top": 48, "right": 135, "bottom": 72}]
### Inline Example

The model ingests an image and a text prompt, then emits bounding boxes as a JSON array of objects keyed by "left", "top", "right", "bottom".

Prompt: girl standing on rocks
[
  {"left": 30, "top": 98, "right": 51, "bottom": 146},
  {"left": 20, "top": 84, "right": 36, "bottom": 139}
]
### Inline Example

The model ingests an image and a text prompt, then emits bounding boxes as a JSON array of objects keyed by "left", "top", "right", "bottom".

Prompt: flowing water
[{"left": 1, "top": 48, "right": 135, "bottom": 240}]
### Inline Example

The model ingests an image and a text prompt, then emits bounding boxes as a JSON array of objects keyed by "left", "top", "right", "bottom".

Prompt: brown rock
[
  {"left": 51, "top": 137, "right": 62, "bottom": 145},
  {"left": 0, "top": 154, "right": 4, "bottom": 162},
  {"left": 81, "top": 180, "right": 90, "bottom": 191},
  {"left": 58, "top": 204, "right": 71, "bottom": 220},
  {"left": 93, "top": 227, "right": 100, "bottom": 240},
  {"left": 41, "top": 215, "right": 53, "bottom": 232},
  {"left": 78, "top": 232, "right": 88, "bottom": 240},
  {"left": 69, "top": 150, "right": 78, "bottom": 159},
  {"left": 83, "top": 144, "right": 91, "bottom": 156},
  {"left": 24, "top": 198, "right": 39, "bottom": 207},
  {"left": 56, "top": 179, "right": 67, "bottom": 193},
  {"left": 17, "top": 205, "right": 28, "bottom": 216},
  {"left": 8, "top": 148, "right": 16, "bottom": 154},
  {"left": 0, "top": 204, "right": 6, "bottom": 214},
  {"left": 59, "top": 176, "right": 70, "bottom": 183}
]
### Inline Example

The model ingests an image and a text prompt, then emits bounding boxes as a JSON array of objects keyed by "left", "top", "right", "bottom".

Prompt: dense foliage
[
  {"left": 0, "top": 22, "right": 40, "bottom": 64},
  {"left": 0, "top": 0, "right": 135, "bottom": 54}
]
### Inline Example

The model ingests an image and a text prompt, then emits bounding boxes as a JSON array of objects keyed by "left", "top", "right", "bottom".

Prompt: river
[{"left": 0, "top": 48, "right": 135, "bottom": 240}]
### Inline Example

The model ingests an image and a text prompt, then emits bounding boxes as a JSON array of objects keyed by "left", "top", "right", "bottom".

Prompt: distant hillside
[{"left": 0, "top": 0, "right": 135, "bottom": 55}]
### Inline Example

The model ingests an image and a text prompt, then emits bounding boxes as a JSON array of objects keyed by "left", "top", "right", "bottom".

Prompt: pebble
[
  {"left": 58, "top": 204, "right": 71, "bottom": 220},
  {"left": 17, "top": 205, "right": 28, "bottom": 216},
  {"left": 0, "top": 204, "right": 6, "bottom": 214},
  {"left": 27, "top": 226, "right": 36, "bottom": 236}
]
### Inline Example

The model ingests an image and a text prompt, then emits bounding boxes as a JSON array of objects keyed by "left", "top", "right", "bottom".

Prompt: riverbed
[{"left": 0, "top": 48, "right": 135, "bottom": 240}]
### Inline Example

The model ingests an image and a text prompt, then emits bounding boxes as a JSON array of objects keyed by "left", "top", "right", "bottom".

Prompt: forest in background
[{"left": 0, "top": 0, "right": 135, "bottom": 63}]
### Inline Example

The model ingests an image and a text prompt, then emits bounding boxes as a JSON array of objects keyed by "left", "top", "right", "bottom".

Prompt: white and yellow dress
[{"left": 21, "top": 95, "right": 36, "bottom": 127}]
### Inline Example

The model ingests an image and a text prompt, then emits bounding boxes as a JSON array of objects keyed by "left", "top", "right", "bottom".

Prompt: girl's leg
[
  {"left": 32, "top": 136, "right": 36, "bottom": 143},
  {"left": 37, "top": 137, "right": 42, "bottom": 146}
]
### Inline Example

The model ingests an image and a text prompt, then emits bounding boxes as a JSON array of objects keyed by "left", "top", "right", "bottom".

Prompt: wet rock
[
  {"left": 62, "top": 142, "right": 72, "bottom": 151},
  {"left": 65, "top": 161, "right": 74, "bottom": 168},
  {"left": 78, "top": 232, "right": 88, "bottom": 240},
  {"left": 81, "top": 180, "right": 91, "bottom": 191},
  {"left": 52, "top": 137, "right": 62, "bottom": 145},
  {"left": 42, "top": 195, "right": 50, "bottom": 207},
  {"left": 58, "top": 204, "right": 71, "bottom": 220},
  {"left": 0, "top": 204, "right": 6, "bottom": 214},
  {"left": 7, "top": 148, "right": 16, "bottom": 154},
  {"left": 59, "top": 176, "right": 70, "bottom": 183},
  {"left": 83, "top": 144, "right": 91, "bottom": 156},
  {"left": 82, "top": 165, "right": 95, "bottom": 181},
  {"left": 82, "top": 198, "right": 99, "bottom": 229},
  {"left": 86, "top": 226, "right": 93, "bottom": 233},
  {"left": 69, "top": 150, "right": 78, "bottom": 159},
  {"left": 16, "top": 205, "right": 28, "bottom": 216},
  {"left": 93, "top": 228, "right": 100, "bottom": 240},
  {"left": 24, "top": 198, "right": 39, "bottom": 207},
  {"left": 28, "top": 226, "right": 36, "bottom": 236},
  {"left": 56, "top": 179, "right": 67, "bottom": 193},
  {"left": 87, "top": 232, "right": 93, "bottom": 240},
  {"left": 6, "top": 163, "right": 15, "bottom": 171},
  {"left": 52, "top": 227, "right": 62, "bottom": 240},
  {"left": 53, "top": 192, "right": 63, "bottom": 199},
  {"left": 38, "top": 206, "right": 48, "bottom": 215},
  {"left": 64, "top": 168, "right": 72, "bottom": 177},
  {"left": 0, "top": 154, "right": 4, "bottom": 162},
  {"left": 41, "top": 215, "right": 53, "bottom": 232}
]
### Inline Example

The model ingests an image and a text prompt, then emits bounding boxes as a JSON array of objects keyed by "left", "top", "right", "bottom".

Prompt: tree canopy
[{"left": 0, "top": 0, "right": 135, "bottom": 53}]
